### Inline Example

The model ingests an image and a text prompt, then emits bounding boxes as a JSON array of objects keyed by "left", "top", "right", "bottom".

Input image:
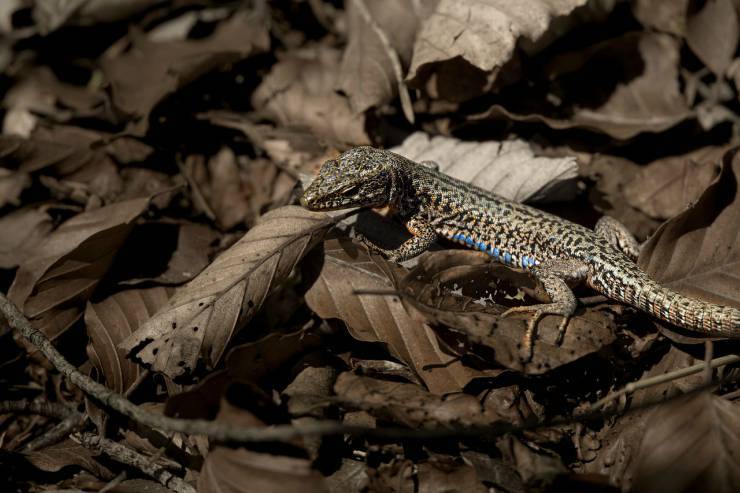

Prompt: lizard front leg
[
  {"left": 502, "top": 258, "right": 589, "bottom": 361},
  {"left": 353, "top": 213, "right": 437, "bottom": 262}
]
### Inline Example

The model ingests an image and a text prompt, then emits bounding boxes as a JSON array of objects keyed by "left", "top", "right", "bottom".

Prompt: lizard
[{"left": 300, "top": 146, "right": 740, "bottom": 361}]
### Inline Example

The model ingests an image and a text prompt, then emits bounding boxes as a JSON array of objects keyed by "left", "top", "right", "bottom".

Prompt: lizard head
[{"left": 301, "top": 146, "right": 397, "bottom": 210}]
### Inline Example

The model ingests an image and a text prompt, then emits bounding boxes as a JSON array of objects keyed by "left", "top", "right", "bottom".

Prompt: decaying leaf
[
  {"left": 631, "top": 0, "right": 690, "bottom": 35},
  {"left": 23, "top": 439, "right": 114, "bottom": 479},
  {"left": 630, "top": 392, "right": 740, "bottom": 493},
  {"left": 102, "top": 8, "right": 269, "bottom": 131},
  {"left": 391, "top": 132, "right": 578, "bottom": 203},
  {"left": 337, "top": 0, "right": 421, "bottom": 122},
  {"left": 85, "top": 287, "right": 170, "bottom": 394},
  {"left": 623, "top": 145, "right": 725, "bottom": 220},
  {"left": 407, "top": 0, "right": 588, "bottom": 95},
  {"left": 8, "top": 198, "right": 150, "bottom": 339},
  {"left": 304, "top": 237, "right": 486, "bottom": 394},
  {"left": 685, "top": 0, "right": 739, "bottom": 76},
  {"left": 334, "top": 372, "right": 514, "bottom": 429},
  {"left": 639, "top": 148, "right": 740, "bottom": 319},
  {"left": 252, "top": 46, "right": 370, "bottom": 146},
  {"left": 199, "top": 447, "right": 330, "bottom": 493},
  {"left": 400, "top": 250, "right": 617, "bottom": 374},
  {"left": 0, "top": 207, "right": 53, "bottom": 269},
  {"left": 121, "top": 206, "right": 337, "bottom": 380},
  {"left": 476, "top": 33, "right": 692, "bottom": 139}
]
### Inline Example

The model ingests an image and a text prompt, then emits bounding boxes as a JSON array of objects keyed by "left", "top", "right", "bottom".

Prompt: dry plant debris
[{"left": 0, "top": 1, "right": 739, "bottom": 492}]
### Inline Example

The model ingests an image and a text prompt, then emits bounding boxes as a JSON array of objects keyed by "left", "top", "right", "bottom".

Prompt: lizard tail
[{"left": 610, "top": 276, "right": 740, "bottom": 337}]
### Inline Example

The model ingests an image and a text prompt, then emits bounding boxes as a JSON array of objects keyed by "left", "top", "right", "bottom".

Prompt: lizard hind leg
[
  {"left": 501, "top": 259, "right": 588, "bottom": 362},
  {"left": 595, "top": 216, "right": 640, "bottom": 261}
]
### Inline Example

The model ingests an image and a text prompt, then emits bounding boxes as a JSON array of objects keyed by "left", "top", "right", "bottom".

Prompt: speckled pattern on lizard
[{"left": 301, "top": 146, "right": 740, "bottom": 360}]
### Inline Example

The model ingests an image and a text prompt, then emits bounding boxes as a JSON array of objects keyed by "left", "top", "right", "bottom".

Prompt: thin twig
[
  {"left": 75, "top": 432, "right": 196, "bottom": 493},
  {"left": 588, "top": 353, "right": 740, "bottom": 411},
  {"left": 0, "top": 399, "right": 85, "bottom": 451}
]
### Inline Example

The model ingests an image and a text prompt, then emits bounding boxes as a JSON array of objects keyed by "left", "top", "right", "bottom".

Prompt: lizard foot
[{"left": 501, "top": 304, "right": 571, "bottom": 362}]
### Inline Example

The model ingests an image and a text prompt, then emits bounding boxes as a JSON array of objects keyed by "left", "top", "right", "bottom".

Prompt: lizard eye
[{"left": 341, "top": 184, "right": 361, "bottom": 195}]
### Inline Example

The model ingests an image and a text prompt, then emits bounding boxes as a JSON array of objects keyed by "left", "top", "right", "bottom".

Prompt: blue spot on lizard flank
[
  {"left": 503, "top": 252, "right": 512, "bottom": 264},
  {"left": 465, "top": 236, "right": 473, "bottom": 246},
  {"left": 477, "top": 241, "right": 486, "bottom": 251},
  {"left": 492, "top": 247, "right": 500, "bottom": 259},
  {"left": 522, "top": 255, "right": 529, "bottom": 267}
]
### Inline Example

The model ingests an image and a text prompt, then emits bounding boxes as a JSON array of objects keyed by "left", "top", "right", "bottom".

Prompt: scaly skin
[{"left": 301, "top": 146, "right": 740, "bottom": 359}]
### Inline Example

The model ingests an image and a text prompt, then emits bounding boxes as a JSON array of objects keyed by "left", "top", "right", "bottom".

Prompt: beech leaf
[{"left": 121, "top": 206, "right": 337, "bottom": 380}]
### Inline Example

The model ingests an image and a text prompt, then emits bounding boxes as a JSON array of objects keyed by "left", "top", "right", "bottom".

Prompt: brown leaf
[
  {"left": 304, "top": 237, "right": 486, "bottom": 394},
  {"left": 686, "top": 0, "right": 739, "bottom": 75},
  {"left": 401, "top": 250, "right": 617, "bottom": 374},
  {"left": 0, "top": 166, "right": 30, "bottom": 207},
  {"left": 391, "top": 132, "right": 578, "bottom": 203},
  {"left": 85, "top": 287, "right": 170, "bottom": 394},
  {"left": 200, "top": 147, "right": 250, "bottom": 230},
  {"left": 23, "top": 439, "right": 114, "bottom": 479},
  {"left": 630, "top": 392, "right": 740, "bottom": 493},
  {"left": 33, "top": 0, "right": 162, "bottom": 34},
  {"left": 226, "top": 327, "right": 324, "bottom": 385},
  {"left": 252, "top": 46, "right": 370, "bottom": 146},
  {"left": 639, "top": 148, "right": 740, "bottom": 315},
  {"left": 0, "top": 207, "right": 53, "bottom": 268},
  {"left": 632, "top": 0, "right": 689, "bottom": 35},
  {"left": 121, "top": 206, "right": 336, "bottom": 380},
  {"left": 337, "top": 0, "right": 420, "bottom": 122},
  {"left": 407, "top": 0, "right": 588, "bottom": 92},
  {"left": 102, "top": 8, "right": 269, "bottom": 131},
  {"left": 199, "top": 448, "right": 330, "bottom": 493},
  {"left": 8, "top": 198, "right": 150, "bottom": 339},
  {"left": 334, "top": 372, "right": 515, "bottom": 429},
  {"left": 475, "top": 33, "right": 692, "bottom": 139},
  {"left": 623, "top": 146, "right": 725, "bottom": 220}
]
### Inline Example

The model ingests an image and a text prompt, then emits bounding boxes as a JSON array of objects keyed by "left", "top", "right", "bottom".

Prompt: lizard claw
[{"left": 499, "top": 304, "right": 572, "bottom": 362}]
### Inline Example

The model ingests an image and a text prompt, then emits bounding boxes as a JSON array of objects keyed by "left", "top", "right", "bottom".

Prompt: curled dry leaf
[
  {"left": 334, "top": 372, "right": 518, "bottom": 430},
  {"left": 337, "top": 0, "right": 422, "bottom": 122},
  {"left": 102, "top": 8, "right": 269, "bottom": 131},
  {"left": 252, "top": 46, "right": 370, "bottom": 146},
  {"left": 34, "top": 0, "right": 161, "bottom": 34},
  {"left": 639, "top": 148, "right": 740, "bottom": 323},
  {"left": 304, "top": 237, "right": 486, "bottom": 394},
  {"left": 476, "top": 33, "right": 692, "bottom": 139},
  {"left": 391, "top": 132, "right": 578, "bottom": 203},
  {"left": 8, "top": 198, "right": 150, "bottom": 340},
  {"left": 0, "top": 207, "right": 53, "bottom": 269},
  {"left": 407, "top": 0, "right": 588, "bottom": 92},
  {"left": 400, "top": 251, "right": 616, "bottom": 374},
  {"left": 623, "top": 145, "right": 725, "bottom": 220},
  {"left": 630, "top": 392, "right": 740, "bottom": 493},
  {"left": 121, "top": 206, "right": 337, "bottom": 380},
  {"left": 85, "top": 287, "right": 170, "bottom": 394},
  {"left": 199, "top": 447, "right": 330, "bottom": 493}
]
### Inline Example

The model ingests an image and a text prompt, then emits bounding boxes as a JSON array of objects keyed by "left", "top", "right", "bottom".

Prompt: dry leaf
[
  {"left": 476, "top": 33, "right": 692, "bottom": 139},
  {"left": 623, "top": 145, "right": 725, "bottom": 220},
  {"left": 24, "top": 439, "right": 114, "bottom": 479},
  {"left": 8, "top": 198, "right": 150, "bottom": 339},
  {"left": 337, "top": 0, "right": 423, "bottom": 121},
  {"left": 201, "top": 147, "right": 250, "bottom": 230},
  {"left": 686, "top": 0, "right": 739, "bottom": 75},
  {"left": 33, "top": 0, "right": 161, "bottom": 34},
  {"left": 102, "top": 8, "right": 269, "bottom": 131},
  {"left": 407, "top": 0, "right": 588, "bottom": 90},
  {"left": 252, "top": 46, "right": 370, "bottom": 146},
  {"left": 0, "top": 207, "right": 53, "bottom": 269},
  {"left": 85, "top": 287, "right": 170, "bottom": 394},
  {"left": 630, "top": 392, "right": 740, "bottom": 493},
  {"left": 199, "top": 448, "right": 330, "bottom": 493},
  {"left": 391, "top": 132, "right": 578, "bottom": 203},
  {"left": 334, "top": 372, "right": 512, "bottom": 429},
  {"left": 401, "top": 250, "right": 617, "bottom": 374},
  {"left": 639, "top": 148, "right": 740, "bottom": 317},
  {"left": 304, "top": 237, "right": 487, "bottom": 394},
  {"left": 632, "top": 0, "right": 689, "bottom": 35},
  {"left": 121, "top": 206, "right": 337, "bottom": 380}
]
